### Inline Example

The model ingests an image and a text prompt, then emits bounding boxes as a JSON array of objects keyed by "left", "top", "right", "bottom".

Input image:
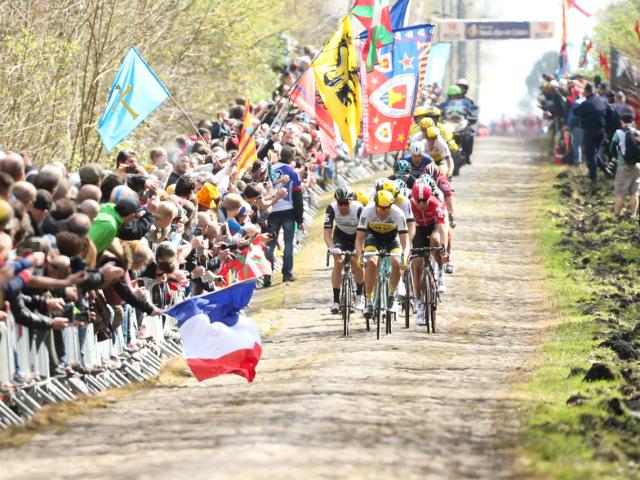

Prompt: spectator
[
  {"left": 574, "top": 83, "right": 608, "bottom": 185},
  {"left": 610, "top": 112, "right": 640, "bottom": 217}
]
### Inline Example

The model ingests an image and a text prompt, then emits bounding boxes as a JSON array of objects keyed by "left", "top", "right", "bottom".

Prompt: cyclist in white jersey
[{"left": 324, "top": 186, "right": 365, "bottom": 313}]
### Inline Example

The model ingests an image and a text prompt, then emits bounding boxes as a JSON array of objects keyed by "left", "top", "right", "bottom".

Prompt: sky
[{"left": 438, "top": 0, "right": 605, "bottom": 122}]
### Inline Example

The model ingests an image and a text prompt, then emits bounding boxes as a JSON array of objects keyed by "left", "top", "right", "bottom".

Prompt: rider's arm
[
  {"left": 323, "top": 205, "right": 335, "bottom": 249},
  {"left": 407, "top": 221, "right": 416, "bottom": 242},
  {"left": 399, "top": 232, "right": 410, "bottom": 263},
  {"left": 355, "top": 231, "right": 365, "bottom": 258}
]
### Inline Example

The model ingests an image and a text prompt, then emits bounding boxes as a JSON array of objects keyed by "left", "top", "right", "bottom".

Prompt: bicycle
[
  {"left": 362, "top": 250, "right": 403, "bottom": 340},
  {"left": 411, "top": 246, "right": 445, "bottom": 333},
  {"left": 326, "top": 249, "right": 357, "bottom": 336}
]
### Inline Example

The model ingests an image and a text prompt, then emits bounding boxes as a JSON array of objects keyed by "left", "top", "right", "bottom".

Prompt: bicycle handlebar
[
  {"left": 362, "top": 251, "right": 403, "bottom": 258},
  {"left": 411, "top": 246, "right": 446, "bottom": 256},
  {"left": 326, "top": 249, "right": 358, "bottom": 267}
]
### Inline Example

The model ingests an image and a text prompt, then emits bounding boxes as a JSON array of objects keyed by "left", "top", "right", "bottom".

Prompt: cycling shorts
[
  {"left": 333, "top": 228, "right": 356, "bottom": 252},
  {"left": 364, "top": 231, "right": 402, "bottom": 254},
  {"left": 412, "top": 225, "right": 436, "bottom": 250}
]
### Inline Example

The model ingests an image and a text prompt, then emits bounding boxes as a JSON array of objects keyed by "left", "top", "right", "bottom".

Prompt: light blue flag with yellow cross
[{"left": 98, "top": 46, "right": 170, "bottom": 151}]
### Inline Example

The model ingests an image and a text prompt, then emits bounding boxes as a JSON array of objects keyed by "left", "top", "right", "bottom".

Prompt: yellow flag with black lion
[{"left": 312, "top": 16, "right": 362, "bottom": 157}]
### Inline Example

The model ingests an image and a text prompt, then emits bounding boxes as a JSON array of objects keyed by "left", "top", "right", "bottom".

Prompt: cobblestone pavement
[{"left": 0, "top": 137, "right": 552, "bottom": 480}]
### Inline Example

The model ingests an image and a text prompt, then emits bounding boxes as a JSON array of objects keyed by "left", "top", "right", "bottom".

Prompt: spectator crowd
[
  {"left": 538, "top": 73, "right": 640, "bottom": 218},
  {"left": 0, "top": 50, "right": 350, "bottom": 422}
]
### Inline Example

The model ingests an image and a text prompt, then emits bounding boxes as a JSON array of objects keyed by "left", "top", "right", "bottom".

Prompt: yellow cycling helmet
[
  {"left": 374, "top": 178, "right": 398, "bottom": 198},
  {"left": 425, "top": 106, "right": 441, "bottom": 118},
  {"left": 426, "top": 127, "right": 440, "bottom": 139},
  {"left": 374, "top": 190, "right": 395, "bottom": 208},
  {"left": 413, "top": 105, "right": 429, "bottom": 118},
  {"left": 419, "top": 117, "right": 435, "bottom": 130},
  {"left": 354, "top": 190, "right": 369, "bottom": 206}
]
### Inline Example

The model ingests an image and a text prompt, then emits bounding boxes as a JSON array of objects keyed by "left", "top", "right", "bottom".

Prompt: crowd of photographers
[
  {"left": 538, "top": 73, "right": 640, "bottom": 218},
  {"left": 0, "top": 53, "right": 343, "bottom": 391}
]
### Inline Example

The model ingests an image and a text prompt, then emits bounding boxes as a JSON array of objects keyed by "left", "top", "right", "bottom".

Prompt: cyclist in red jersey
[{"left": 410, "top": 182, "right": 447, "bottom": 325}]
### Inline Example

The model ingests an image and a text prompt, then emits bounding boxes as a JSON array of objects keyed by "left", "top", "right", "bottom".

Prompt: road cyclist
[{"left": 323, "top": 186, "right": 365, "bottom": 315}]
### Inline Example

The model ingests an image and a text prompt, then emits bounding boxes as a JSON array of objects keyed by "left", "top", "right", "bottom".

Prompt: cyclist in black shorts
[{"left": 324, "top": 187, "right": 365, "bottom": 313}]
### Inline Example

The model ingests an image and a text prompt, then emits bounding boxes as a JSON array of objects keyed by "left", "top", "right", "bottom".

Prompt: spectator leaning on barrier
[{"left": 610, "top": 112, "right": 640, "bottom": 217}]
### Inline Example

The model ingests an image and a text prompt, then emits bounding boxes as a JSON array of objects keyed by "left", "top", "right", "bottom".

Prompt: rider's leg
[
  {"left": 350, "top": 256, "right": 364, "bottom": 293},
  {"left": 332, "top": 254, "right": 344, "bottom": 303},
  {"left": 389, "top": 251, "right": 402, "bottom": 292},
  {"left": 411, "top": 256, "right": 424, "bottom": 299},
  {"left": 430, "top": 230, "right": 445, "bottom": 267},
  {"left": 364, "top": 254, "right": 379, "bottom": 299}
]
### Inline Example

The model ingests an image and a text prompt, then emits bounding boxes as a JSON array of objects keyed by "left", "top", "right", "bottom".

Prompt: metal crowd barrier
[{"left": 0, "top": 301, "right": 184, "bottom": 429}]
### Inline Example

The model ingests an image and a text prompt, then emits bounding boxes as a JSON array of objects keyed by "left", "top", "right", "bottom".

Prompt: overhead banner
[
  {"left": 362, "top": 24, "right": 434, "bottom": 154},
  {"left": 438, "top": 20, "right": 555, "bottom": 42},
  {"left": 424, "top": 42, "right": 451, "bottom": 87}
]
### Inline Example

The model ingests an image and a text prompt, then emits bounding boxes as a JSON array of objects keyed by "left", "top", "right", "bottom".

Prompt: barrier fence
[{"left": 0, "top": 156, "right": 390, "bottom": 429}]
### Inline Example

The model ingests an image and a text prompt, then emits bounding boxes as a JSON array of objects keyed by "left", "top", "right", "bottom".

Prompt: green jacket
[{"left": 88, "top": 203, "right": 123, "bottom": 254}]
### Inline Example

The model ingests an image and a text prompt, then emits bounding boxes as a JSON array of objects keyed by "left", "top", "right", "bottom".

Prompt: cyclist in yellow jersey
[{"left": 356, "top": 190, "right": 410, "bottom": 318}]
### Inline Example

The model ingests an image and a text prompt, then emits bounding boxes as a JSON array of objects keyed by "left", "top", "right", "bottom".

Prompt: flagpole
[{"left": 169, "top": 95, "right": 216, "bottom": 157}]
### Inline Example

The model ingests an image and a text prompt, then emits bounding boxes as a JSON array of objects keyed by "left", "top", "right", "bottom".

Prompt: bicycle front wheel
[
  {"left": 341, "top": 273, "right": 352, "bottom": 336},
  {"left": 403, "top": 270, "right": 413, "bottom": 329},
  {"left": 427, "top": 268, "right": 437, "bottom": 333},
  {"left": 424, "top": 269, "right": 432, "bottom": 333},
  {"left": 374, "top": 281, "right": 383, "bottom": 340}
]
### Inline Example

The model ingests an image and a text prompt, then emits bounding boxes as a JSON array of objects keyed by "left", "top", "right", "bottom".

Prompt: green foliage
[
  {"left": 525, "top": 51, "right": 558, "bottom": 96},
  {"left": 593, "top": 0, "right": 640, "bottom": 61},
  {"left": 0, "top": 0, "right": 299, "bottom": 165}
]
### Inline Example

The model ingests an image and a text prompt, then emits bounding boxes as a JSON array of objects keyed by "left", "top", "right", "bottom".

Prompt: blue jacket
[{"left": 574, "top": 94, "right": 607, "bottom": 133}]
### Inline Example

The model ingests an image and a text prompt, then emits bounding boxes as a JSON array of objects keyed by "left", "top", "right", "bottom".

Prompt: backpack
[{"left": 623, "top": 128, "right": 640, "bottom": 165}]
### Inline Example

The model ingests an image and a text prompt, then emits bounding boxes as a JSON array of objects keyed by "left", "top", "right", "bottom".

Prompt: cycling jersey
[
  {"left": 357, "top": 203, "right": 408, "bottom": 235},
  {"left": 403, "top": 155, "right": 433, "bottom": 179},
  {"left": 410, "top": 133, "right": 451, "bottom": 163},
  {"left": 410, "top": 197, "right": 446, "bottom": 228},
  {"left": 324, "top": 201, "right": 363, "bottom": 236},
  {"left": 367, "top": 193, "right": 415, "bottom": 224},
  {"left": 394, "top": 194, "right": 415, "bottom": 223}
]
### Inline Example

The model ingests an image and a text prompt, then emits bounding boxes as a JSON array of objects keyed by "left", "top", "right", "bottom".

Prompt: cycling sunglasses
[{"left": 337, "top": 200, "right": 351, "bottom": 206}]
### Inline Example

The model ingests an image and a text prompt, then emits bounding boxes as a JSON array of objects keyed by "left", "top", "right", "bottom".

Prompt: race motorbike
[{"left": 442, "top": 111, "right": 475, "bottom": 176}]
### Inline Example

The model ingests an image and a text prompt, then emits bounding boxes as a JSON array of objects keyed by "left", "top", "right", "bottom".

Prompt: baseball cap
[{"left": 115, "top": 197, "right": 141, "bottom": 217}]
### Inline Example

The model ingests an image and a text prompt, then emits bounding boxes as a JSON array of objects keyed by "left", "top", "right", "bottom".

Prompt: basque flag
[{"left": 166, "top": 280, "right": 262, "bottom": 382}]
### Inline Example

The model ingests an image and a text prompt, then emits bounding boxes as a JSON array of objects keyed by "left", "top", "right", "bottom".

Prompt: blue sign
[{"left": 464, "top": 22, "right": 530, "bottom": 40}]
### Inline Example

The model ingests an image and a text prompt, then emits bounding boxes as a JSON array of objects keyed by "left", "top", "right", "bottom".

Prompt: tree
[{"left": 525, "top": 51, "right": 558, "bottom": 97}]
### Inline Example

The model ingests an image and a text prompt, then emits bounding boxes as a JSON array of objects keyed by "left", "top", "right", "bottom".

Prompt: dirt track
[{"left": 0, "top": 137, "right": 553, "bottom": 480}]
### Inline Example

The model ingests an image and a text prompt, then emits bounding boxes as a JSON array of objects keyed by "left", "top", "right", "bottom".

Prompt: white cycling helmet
[{"left": 409, "top": 142, "right": 425, "bottom": 156}]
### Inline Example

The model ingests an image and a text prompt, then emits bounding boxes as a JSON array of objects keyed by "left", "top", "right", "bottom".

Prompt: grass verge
[{"left": 518, "top": 162, "right": 637, "bottom": 479}]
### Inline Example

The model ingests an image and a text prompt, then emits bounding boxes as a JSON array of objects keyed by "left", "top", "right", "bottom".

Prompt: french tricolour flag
[{"left": 165, "top": 280, "right": 262, "bottom": 382}]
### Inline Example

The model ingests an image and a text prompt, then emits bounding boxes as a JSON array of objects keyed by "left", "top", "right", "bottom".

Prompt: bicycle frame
[
  {"left": 327, "top": 249, "right": 358, "bottom": 336},
  {"left": 363, "top": 250, "right": 403, "bottom": 339},
  {"left": 411, "top": 246, "right": 445, "bottom": 333}
]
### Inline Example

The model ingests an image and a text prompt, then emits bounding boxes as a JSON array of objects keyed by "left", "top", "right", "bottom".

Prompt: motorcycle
[{"left": 442, "top": 112, "right": 475, "bottom": 176}]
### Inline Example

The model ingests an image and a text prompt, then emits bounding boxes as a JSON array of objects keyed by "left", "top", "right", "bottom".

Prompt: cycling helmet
[
  {"left": 377, "top": 178, "right": 398, "bottom": 198},
  {"left": 447, "top": 85, "right": 462, "bottom": 97},
  {"left": 419, "top": 174, "right": 438, "bottom": 190},
  {"left": 413, "top": 105, "right": 429, "bottom": 118},
  {"left": 424, "top": 106, "right": 441, "bottom": 118},
  {"left": 412, "top": 182, "right": 432, "bottom": 202},
  {"left": 394, "top": 159, "right": 411, "bottom": 176},
  {"left": 334, "top": 186, "right": 353, "bottom": 202},
  {"left": 394, "top": 178, "right": 409, "bottom": 197},
  {"left": 374, "top": 190, "right": 395, "bottom": 208},
  {"left": 354, "top": 190, "right": 369, "bottom": 206},
  {"left": 409, "top": 142, "right": 425, "bottom": 156},
  {"left": 374, "top": 177, "right": 387, "bottom": 192},
  {"left": 419, "top": 117, "right": 435, "bottom": 129},
  {"left": 456, "top": 78, "right": 469, "bottom": 87},
  {"left": 426, "top": 127, "right": 440, "bottom": 139},
  {"left": 423, "top": 162, "right": 440, "bottom": 179}
]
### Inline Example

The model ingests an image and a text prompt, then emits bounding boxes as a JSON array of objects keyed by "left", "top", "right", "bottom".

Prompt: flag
[
  {"left": 357, "top": 0, "right": 412, "bottom": 39},
  {"left": 567, "top": 0, "right": 592, "bottom": 17},
  {"left": 290, "top": 68, "right": 317, "bottom": 120},
  {"left": 352, "top": 0, "right": 393, "bottom": 71},
  {"left": 424, "top": 43, "right": 452, "bottom": 86},
  {"left": 362, "top": 24, "right": 433, "bottom": 154},
  {"left": 635, "top": 20, "right": 640, "bottom": 42},
  {"left": 313, "top": 17, "right": 362, "bottom": 157},
  {"left": 218, "top": 237, "right": 272, "bottom": 282},
  {"left": 290, "top": 68, "right": 341, "bottom": 158},
  {"left": 235, "top": 99, "right": 258, "bottom": 175},
  {"left": 165, "top": 280, "right": 262, "bottom": 382},
  {"left": 390, "top": 0, "right": 411, "bottom": 29},
  {"left": 578, "top": 38, "right": 592, "bottom": 68},
  {"left": 600, "top": 52, "right": 611, "bottom": 80},
  {"left": 98, "top": 46, "right": 170, "bottom": 151}
]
